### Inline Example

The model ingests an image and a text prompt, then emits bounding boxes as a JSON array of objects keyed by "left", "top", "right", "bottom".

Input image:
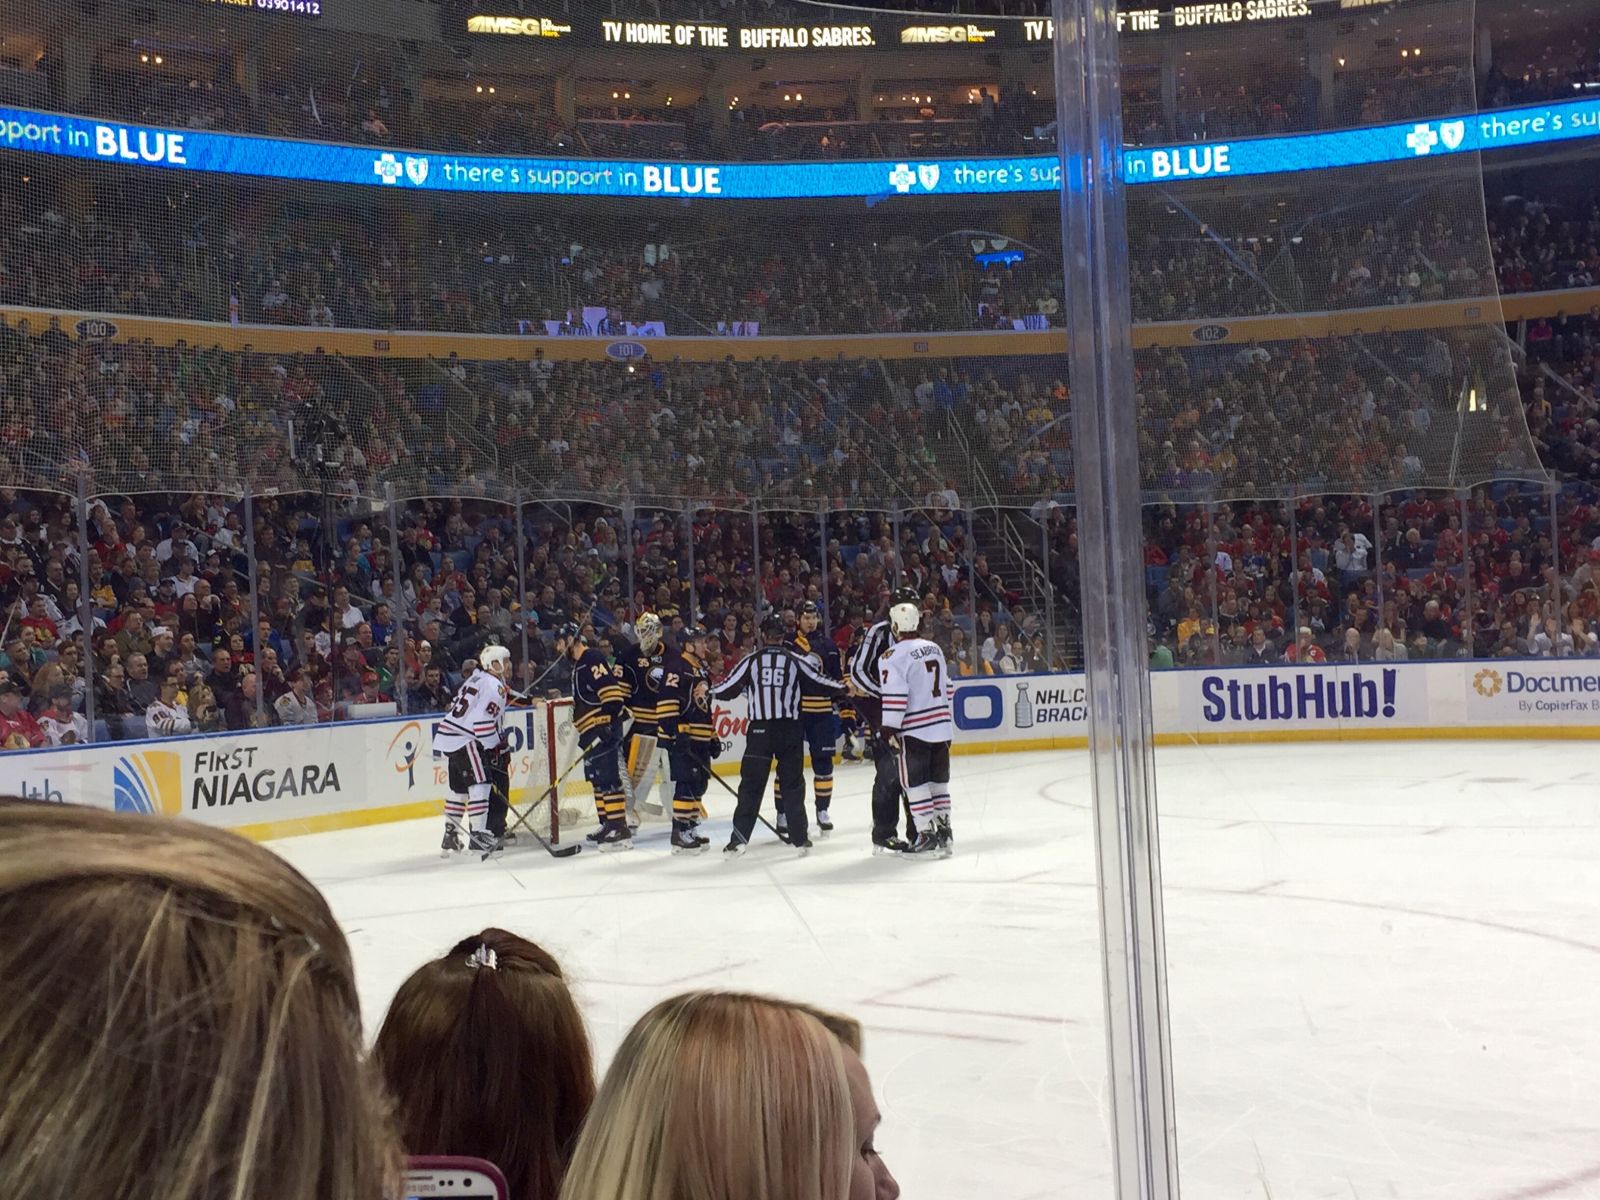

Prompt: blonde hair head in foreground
[
  {"left": 0, "top": 800, "right": 401, "bottom": 1200},
  {"left": 559, "top": 991, "right": 856, "bottom": 1200}
]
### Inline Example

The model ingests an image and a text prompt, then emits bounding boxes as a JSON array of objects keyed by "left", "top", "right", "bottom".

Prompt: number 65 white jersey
[{"left": 879, "top": 637, "right": 953, "bottom": 744}]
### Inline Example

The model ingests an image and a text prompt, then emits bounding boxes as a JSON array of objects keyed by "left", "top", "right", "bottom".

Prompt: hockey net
[{"left": 507, "top": 698, "right": 596, "bottom": 847}]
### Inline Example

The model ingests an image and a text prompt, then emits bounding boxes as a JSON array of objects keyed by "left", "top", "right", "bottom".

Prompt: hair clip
[{"left": 467, "top": 944, "right": 499, "bottom": 971}]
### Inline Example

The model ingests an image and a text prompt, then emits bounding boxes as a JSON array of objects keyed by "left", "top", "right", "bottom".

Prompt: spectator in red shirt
[
  {"left": 19, "top": 596, "right": 58, "bottom": 645},
  {"left": 0, "top": 681, "right": 46, "bottom": 749},
  {"left": 1284, "top": 626, "right": 1327, "bottom": 663}
]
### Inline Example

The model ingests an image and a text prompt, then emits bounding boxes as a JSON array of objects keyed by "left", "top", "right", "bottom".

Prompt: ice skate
[
  {"left": 872, "top": 835, "right": 910, "bottom": 857},
  {"left": 792, "top": 836, "right": 814, "bottom": 858},
  {"left": 440, "top": 821, "right": 464, "bottom": 856},
  {"left": 594, "top": 823, "right": 634, "bottom": 852},
  {"left": 935, "top": 815, "right": 953, "bottom": 859},
  {"left": 671, "top": 822, "right": 709, "bottom": 855},
  {"left": 816, "top": 808, "right": 833, "bottom": 835},
  {"left": 470, "top": 829, "right": 501, "bottom": 858},
  {"left": 904, "top": 829, "right": 940, "bottom": 857}
]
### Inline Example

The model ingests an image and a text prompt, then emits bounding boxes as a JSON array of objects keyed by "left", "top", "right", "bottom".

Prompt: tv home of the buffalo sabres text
[
  {"left": 600, "top": 20, "right": 876, "bottom": 48},
  {"left": 1025, "top": 0, "right": 1309, "bottom": 36}
]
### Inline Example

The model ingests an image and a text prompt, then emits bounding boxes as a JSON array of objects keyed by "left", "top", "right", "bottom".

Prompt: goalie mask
[{"left": 636, "top": 611, "right": 663, "bottom": 652}]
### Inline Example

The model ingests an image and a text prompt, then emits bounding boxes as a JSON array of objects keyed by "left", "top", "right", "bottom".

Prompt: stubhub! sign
[{"left": 1178, "top": 664, "right": 1421, "bottom": 731}]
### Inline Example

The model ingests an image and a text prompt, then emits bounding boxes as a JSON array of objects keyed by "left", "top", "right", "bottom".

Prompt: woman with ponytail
[{"left": 373, "top": 928, "right": 595, "bottom": 1200}]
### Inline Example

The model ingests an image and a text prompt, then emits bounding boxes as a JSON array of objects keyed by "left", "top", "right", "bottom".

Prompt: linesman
[{"left": 713, "top": 614, "right": 844, "bottom": 855}]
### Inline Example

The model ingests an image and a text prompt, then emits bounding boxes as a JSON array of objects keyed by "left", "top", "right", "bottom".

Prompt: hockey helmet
[
  {"left": 889, "top": 588, "right": 921, "bottom": 636},
  {"left": 760, "top": 613, "right": 787, "bottom": 641},
  {"left": 479, "top": 644, "right": 512, "bottom": 677}
]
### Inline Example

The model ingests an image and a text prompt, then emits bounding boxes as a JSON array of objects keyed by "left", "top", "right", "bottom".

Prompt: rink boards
[{"left": 5, "top": 658, "right": 1596, "bottom": 839}]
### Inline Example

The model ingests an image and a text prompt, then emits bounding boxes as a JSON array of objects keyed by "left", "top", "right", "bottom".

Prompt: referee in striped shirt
[{"left": 714, "top": 613, "right": 844, "bottom": 853}]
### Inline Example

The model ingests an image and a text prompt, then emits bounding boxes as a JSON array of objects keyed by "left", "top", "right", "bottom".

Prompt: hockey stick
[{"left": 705, "top": 767, "right": 785, "bottom": 840}]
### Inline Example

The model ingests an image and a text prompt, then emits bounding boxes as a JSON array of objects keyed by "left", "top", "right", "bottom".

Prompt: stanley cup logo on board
[{"left": 1014, "top": 681, "right": 1035, "bottom": 729}]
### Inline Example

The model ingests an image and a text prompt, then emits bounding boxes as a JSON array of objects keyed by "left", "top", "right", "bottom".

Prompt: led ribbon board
[{"left": 0, "top": 101, "right": 1595, "bottom": 197}]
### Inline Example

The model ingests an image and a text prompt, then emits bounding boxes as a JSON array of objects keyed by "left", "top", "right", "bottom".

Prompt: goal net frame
[{"left": 508, "top": 697, "right": 596, "bottom": 845}]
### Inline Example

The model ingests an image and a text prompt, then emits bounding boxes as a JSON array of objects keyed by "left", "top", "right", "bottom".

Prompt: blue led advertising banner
[{"left": 0, "top": 100, "right": 1595, "bottom": 199}]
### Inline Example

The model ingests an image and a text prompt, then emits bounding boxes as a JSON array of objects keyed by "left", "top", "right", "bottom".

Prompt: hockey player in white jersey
[
  {"left": 878, "top": 596, "right": 954, "bottom": 857},
  {"left": 435, "top": 644, "right": 513, "bottom": 856}
]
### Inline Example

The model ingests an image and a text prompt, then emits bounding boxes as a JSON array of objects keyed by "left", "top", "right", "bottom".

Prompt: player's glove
[
  {"left": 706, "top": 737, "right": 723, "bottom": 760},
  {"left": 885, "top": 732, "right": 901, "bottom": 753}
]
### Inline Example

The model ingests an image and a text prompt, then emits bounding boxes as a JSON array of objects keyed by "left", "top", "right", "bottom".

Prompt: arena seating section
[{"left": 0, "top": 1, "right": 1596, "bottom": 744}]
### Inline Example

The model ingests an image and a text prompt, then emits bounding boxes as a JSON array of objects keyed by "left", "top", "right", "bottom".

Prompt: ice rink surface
[{"left": 275, "top": 741, "right": 1600, "bottom": 1200}]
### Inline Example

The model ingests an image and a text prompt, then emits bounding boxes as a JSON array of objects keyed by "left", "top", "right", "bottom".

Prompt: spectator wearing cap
[
  {"left": 356, "top": 669, "right": 391, "bottom": 707},
  {"left": 39, "top": 689, "right": 88, "bottom": 745},
  {"left": 148, "top": 626, "right": 177, "bottom": 677},
  {"left": 156, "top": 522, "right": 199, "bottom": 566},
  {"left": 171, "top": 557, "right": 200, "bottom": 597},
  {"left": 274, "top": 669, "right": 319, "bottom": 726},
  {"left": 0, "top": 681, "right": 45, "bottom": 749}
]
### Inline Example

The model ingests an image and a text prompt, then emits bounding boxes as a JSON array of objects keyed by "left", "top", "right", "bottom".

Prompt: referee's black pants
[
  {"left": 870, "top": 726, "right": 914, "bottom": 843},
  {"left": 734, "top": 719, "right": 807, "bottom": 845}
]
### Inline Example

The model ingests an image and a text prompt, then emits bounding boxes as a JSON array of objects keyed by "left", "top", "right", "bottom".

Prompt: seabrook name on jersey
[{"left": 879, "top": 637, "right": 954, "bottom": 744}]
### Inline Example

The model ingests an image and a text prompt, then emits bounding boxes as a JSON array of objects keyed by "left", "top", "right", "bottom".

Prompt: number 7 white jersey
[{"left": 879, "top": 637, "right": 953, "bottom": 744}]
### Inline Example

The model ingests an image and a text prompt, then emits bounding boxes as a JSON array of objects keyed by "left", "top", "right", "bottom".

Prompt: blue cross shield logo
[
  {"left": 374, "top": 153, "right": 404, "bottom": 184},
  {"left": 1405, "top": 124, "right": 1439, "bottom": 156}
]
